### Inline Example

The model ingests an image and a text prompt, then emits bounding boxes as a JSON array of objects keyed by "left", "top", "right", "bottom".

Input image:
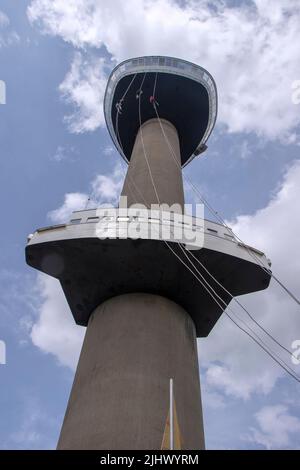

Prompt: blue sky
[{"left": 1, "top": 0, "right": 300, "bottom": 449}]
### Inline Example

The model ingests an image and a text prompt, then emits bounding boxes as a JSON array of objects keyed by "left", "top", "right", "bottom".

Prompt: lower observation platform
[{"left": 26, "top": 208, "right": 271, "bottom": 337}]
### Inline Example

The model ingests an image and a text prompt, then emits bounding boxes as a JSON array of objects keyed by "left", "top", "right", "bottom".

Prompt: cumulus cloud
[
  {"left": 0, "top": 9, "right": 20, "bottom": 48},
  {"left": 90, "top": 163, "right": 123, "bottom": 203},
  {"left": 51, "top": 145, "right": 78, "bottom": 163},
  {"left": 48, "top": 192, "right": 87, "bottom": 224},
  {"left": 28, "top": 0, "right": 300, "bottom": 141},
  {"left": 52, "top": 145, "right": 66, "bottom": 162},
  {"left": 48, "top": 162, "right": 124, "bottom": 224},
  {"left": 200, "top": 160, "right": 300, "bottom": 399},
  {"left": 8, "top": 396, "right": 57, "bottom": 449},
  {"left": 59, "top": 51, "right": 108, "bottom": 133},
  {"left": 246, "top": 404, "right": 300, "bottom": 449},
  {"left": 0, "top": 10, "right": 9, "bottom": 28},
  {"left": 31, "top": 274, "right": 84, "bottom": 370}
]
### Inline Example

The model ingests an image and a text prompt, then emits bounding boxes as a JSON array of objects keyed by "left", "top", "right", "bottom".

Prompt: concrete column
[
  {"left": 57, "top": 293, "right": 205, "bottom": 450},
  {"left": 121, "top": 118, "right": 185, "bottom": 212}
]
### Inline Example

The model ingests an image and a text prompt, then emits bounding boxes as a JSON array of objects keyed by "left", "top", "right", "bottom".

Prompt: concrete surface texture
[
  {"left": 57, "top": 293, "right": 205, "bottom": 450},
  {"left": 121, "top": 118, "right": 185, "bottom": 212}
]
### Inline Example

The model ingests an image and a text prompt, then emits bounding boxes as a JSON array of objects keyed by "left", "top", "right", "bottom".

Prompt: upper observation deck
[{"left": 104, "top": 56, "right": 218, "bottom": 167}]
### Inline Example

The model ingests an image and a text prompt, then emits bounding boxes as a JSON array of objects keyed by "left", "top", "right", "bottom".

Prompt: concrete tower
[{"left": 26, "top": 56, "right": 271, "bottom": 450}]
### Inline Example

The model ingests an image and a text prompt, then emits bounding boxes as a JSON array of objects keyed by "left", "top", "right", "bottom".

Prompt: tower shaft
[
  {"left": 57, "top": 118, "right": 205, "bottom": 450},
  {"left": 57, "top": 294, "right": 205, "bottom": 450},
  {"left": 121, "top": 118, "right": 184, "bottom": 211}
]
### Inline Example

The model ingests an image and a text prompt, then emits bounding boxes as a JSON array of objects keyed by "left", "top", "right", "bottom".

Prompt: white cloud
[
  {"left": 52, "top": 145, "right": 67, "bottom": 162},
  {"left": 91, "top": 163, "right": 123, "bottom": 203},
  {"left": 0, "top": 9, "right": 20, "bottom": 48},
  {"left": 205, "top": 363, "right": 277, "bottom": 401},
  {"left": 0, "top": 10, "right": 9, "bottom": 27},
  {"left": 229, "top": 160, "right": 300, "bottom": 289},
  {"left": 201, "top": 383, "right": 226, "bottom": 410},
  {"left": 240, "top": 140, "right": 252, "bottom": 160},
  {"left": 0, "top": 269, "right": 40, "bottom": 343},
  {"left": 200, "top": 160, "right": 300, "bottom": 399},
  {"left": 7, "top": 395, "right": 58, "bottom": 450},
  {"left": 31, "top": 274, "right": 85, "bottom": 370},
  {"left": 59, "top": 51, "right": 107, "bottom": 133},
  {"left": 51, "top": 145, "right": 80, "bottom": 163},
  {"left": 48, "top": 192, "right": 87, "bottom": 224},
  {"left": 246, "top": 404, "right": 300, "bottom": 449},
  {"left": 28, "top": 0, "right": 300, "bottom": 141},
  {"left": 48, "top": 162, "right": 124, "bottom": 224},
  {"left": 103, "top": 146, "right": 116, "bottom": 157}
]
